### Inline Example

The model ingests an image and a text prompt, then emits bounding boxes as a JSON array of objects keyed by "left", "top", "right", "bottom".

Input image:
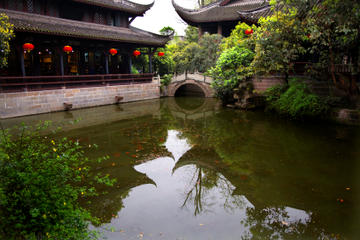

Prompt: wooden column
[
  {"left": 148, "top": 48, "right": 153, "bottom": 73},
  {"left": 18, "top": 46, "right": 26, "bottom": 76},
  {"left": 217, "top": 24, "right": 222, "bottom": 36},
  {"left": 105, "top": 52, "right": 109, "bottom": 74},
  {"left": 128, "top": 54, "right": 132, "bottom": 74},
  {"left": 198, "top": 25, "right": 204, "bottom": 39},
  {"left": 59, "top": 51, "right": 64, "bottom": 76}
]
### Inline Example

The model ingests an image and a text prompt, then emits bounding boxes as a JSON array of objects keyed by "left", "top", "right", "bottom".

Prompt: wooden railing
[
  {"left": 0, "top": 73, "right": 154, "bottom": 93},
  {"left": 290, "top": 62, "right": 359, "bottom": 75}
]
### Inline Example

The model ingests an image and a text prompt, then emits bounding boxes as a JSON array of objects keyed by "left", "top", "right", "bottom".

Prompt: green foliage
[
  {"left": 306, "top": 0, "right": 360, "bottom": 95},
  {"left": 208, "top": 22, "right": 256, "bottom": 102},
  {"left": 196, "top": 34, "right": 223, "bottom": 72},
  {"left": 153, "top": 46, "right": 175, "bottom": 76},
  {"left": 220, "top": 22, "right": 256, "bottom": 51},
  {"left": 172, "top": 41, "right": 201, "bottom": 74},
  {"left": 172, "top": 33, "right": 222, "bottom": 74},
  {"left": 160, "top": 74, "right": 173, "bottom": 86},
  {"left": 197, "top": 0, "right": 217, "bottom": 8},
  {"left": 184, "top": 25, "right": 199, "bottom": 43},
  {"left": 159, "top": 26, "right": 175, "bottom": 36},
  {"left": 209, "top": 46, "right": 255, "bottom": 102},
  {"left": 265, "top": 79, "right": 329, "bottom": 119},
  {"left": 0, "top": 13, "right": 14, "bottom": 68},
  {"left": 131, "top": 65, "right": 139, "bottom": 74},
  {"left": 0, "top": 123, "right": 115, "bottom": 239},
  {"left": 252, "top": 7, "right": 307, "bottom": 76}
]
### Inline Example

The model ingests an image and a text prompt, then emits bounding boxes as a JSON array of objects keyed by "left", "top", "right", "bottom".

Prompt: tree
[
  {"left": 184, "top": 25, "right": 199, "bottom": 43},
  {"left": 307, "top": 0, "right": 360, "bottom": 98},
  {"left": 0, "top": 123, "right": 115, "bottom": 239},
  {"left": 0, "top": 13, "right": 14, "bottom": 68},
  {"left": 159, "top": 26, "right": 175, "bottom": 36},
  {"left": 209, "top": 22, "right": 255, "bottom": 103},
  {"left": 252, "top": 6, "right": 307, "bottom": 83},
  {"left": 197, "top": 0, "right": 217, "bottom": 7}
]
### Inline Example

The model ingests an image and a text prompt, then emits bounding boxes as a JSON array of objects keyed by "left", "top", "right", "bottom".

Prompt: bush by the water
[
  {"left": 209, "top": 46, "right": 254, "bottom": 103},
  {"left": 0, "top": 122, "right": 114, "bottom": 240},
  {"left": 265, "top": 79, "right": 329, "bottom": 119}
]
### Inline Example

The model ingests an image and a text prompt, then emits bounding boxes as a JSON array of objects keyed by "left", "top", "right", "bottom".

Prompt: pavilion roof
[
  {"left": 237, "top": 4, "right": 272, "bottom": 24},
  {"left": 71, "top": 0, "right": 154, "bottom": 15},
  {"left": 172, "top": 0, "right": 270, "bottom": 24},
  {"left": 1, "top": 9, "right": 170, "bottom": 47}
]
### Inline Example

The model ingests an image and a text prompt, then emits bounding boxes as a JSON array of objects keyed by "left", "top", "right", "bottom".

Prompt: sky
[{"left": 130, "top": 0, "right": 198, "bottom": 36}]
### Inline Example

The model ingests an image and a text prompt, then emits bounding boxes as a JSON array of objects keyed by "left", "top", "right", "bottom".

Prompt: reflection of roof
[
  {"left": 72, "top": 0, "right": 154, "bottom": 15},
  {"left": 172, "top": 147, "right": 222, "bottom": 173},
  {"left": 172, "top": 0, "right": 270, "bottom": 24},
  {"left": 1, "top": 9, "right": 170, "bottom": 46}
]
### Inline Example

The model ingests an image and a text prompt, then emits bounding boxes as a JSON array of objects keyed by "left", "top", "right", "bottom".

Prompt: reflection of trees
[
  {"left": 241, "top": 207, "right": 333, "bottom": 240},
  {"left": 175, "top": 147, "right": 247, "bottom": 216},
  {"left": 181, "top": 167, "right": 206, "bottom": 216},
  {"left": 79, "top": 168, "right": 155, "bottom": 225}
]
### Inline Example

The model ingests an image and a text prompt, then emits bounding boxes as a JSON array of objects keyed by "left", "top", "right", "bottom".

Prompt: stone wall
[
  {"left": 0, "top": 82, "right": 160, "bottom": 119},
  {"left": 252, "top": 75, "right": 335, "bottom": 96}
]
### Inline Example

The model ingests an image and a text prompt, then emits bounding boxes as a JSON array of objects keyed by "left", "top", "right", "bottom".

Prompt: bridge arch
[{"left": 168, "top": 79, "right": 214, "bottom": 98}]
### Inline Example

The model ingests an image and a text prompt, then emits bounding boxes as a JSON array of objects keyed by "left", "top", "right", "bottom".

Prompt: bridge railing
[{"left": 171, "top": 72, "right": 213, "bottom": 84}]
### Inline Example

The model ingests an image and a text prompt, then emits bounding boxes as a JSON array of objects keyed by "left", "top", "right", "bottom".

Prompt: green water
[{"left": 2, "top": 97, "right": 360, "bottom": 240}]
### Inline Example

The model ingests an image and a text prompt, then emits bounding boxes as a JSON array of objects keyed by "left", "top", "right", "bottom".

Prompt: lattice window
[
  {"left": 94, "top": 12, "right": 100, "bottom": 23},
  {"left": 94, "top": 12, "right": 105, "bottom": 24},
  {"left": 26, "top": 0, "right": 34, "bottom": 13},
  {"left": 7, "top": 0, "right": 15, "bottom": 10}
]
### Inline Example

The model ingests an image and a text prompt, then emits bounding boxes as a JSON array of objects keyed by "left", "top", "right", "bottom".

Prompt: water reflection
[
  {"left": 3, "top": 97, "right": 360, "bottom": 239},
  {"left": 164, "top": 130, "right": 192, "bottom": 161}
]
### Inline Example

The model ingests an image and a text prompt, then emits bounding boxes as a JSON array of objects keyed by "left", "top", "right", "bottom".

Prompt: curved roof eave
[
  {"left": 237, "top": 4, "right": 272, "bottom": 24},
  {"left": 2, "top": 9, "right": 170, "bottom": 47},
  {"left": 172, "top": 0, "right": 269, "bottom": 24},
  {"left": 72, "top": 0, "right": 155, "bottom": 15}
]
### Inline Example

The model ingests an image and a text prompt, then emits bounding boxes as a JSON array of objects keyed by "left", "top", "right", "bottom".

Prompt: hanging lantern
[
  {"left": 109, "top": 48, "right": 118, "bottom": 56},
  {"left": 23, "top": 43, "right": 34, "bottom": 53},
  {"left": 63, "top": 45, "right": 73, "bottom": 54},
  {"left": 244, "top": 29, "right": 254, "bottom": 35},
  {"left": 133, "top": 50, "right": 141, "bottom": 57},
  {"left": 158, "top": 52, "right": 165, "bottom": 57}
]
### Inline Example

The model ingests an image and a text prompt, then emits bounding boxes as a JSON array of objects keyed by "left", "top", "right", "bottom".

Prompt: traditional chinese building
[
  {"left": 0, "top": 0, "right": 172, "bottom": 118},
  {"left": 172, "top": 0, "right": 271, "bottom": 37},
  {"left": 0, "top": 0, "right": 171, "bottom": 77}
]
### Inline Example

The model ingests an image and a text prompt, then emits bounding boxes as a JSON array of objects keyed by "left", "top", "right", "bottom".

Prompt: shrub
[
  {"left": 160, "top": 74, "right": 173, "bottom": 86},
  {"left": 0, "top": 13, "right": 14, "bottom": 68},
  {"left": 153, "top": 49, "right": 175, "bottom": 76},
  {"left": 0, "top": 122, "right": 114, "bottom": 239},
  {"left": 265, "top": 79, "right": 329, "bottom": 119},
  {"left": 209, "top": 46, "right": 255, "bottom": 103}
]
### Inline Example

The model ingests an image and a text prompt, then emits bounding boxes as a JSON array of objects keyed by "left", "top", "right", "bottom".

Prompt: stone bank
[{"left": 0, "top": 81, "right": 160, "bottom": 119}]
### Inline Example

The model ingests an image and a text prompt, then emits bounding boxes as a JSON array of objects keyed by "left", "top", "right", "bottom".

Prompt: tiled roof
[
  {"left": 72, "top": 0, "right": 154, "bottom": 15},
  {"left": 172, "top": 0, "right": 269, "bottom": 24},
  {"left": 237, "top": 4, "right": 272, "bottom": 24},
  {"left": 1, "top": 9, "right": 170, "bottom": 46}
]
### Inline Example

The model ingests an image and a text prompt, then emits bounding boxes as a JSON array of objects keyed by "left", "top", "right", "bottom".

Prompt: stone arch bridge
[{"left": 167, "top": 72, "right": 214, "bottom": 97}]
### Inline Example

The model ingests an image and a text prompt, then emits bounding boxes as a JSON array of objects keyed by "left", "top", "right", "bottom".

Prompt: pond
[{"left": 2, "top": 97, "right": 360, "bottom": 240}]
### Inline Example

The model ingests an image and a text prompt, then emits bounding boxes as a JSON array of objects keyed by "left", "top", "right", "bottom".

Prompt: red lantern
[
  {"left": 244, "top": 29, "right": 254, "bottom": 35},
  {"left": 23, "top": 43, "right": 34, "bottom": 53},
  {"left": 133, "top": 50, "right": 141, "bottom": 57},
  {"left": 63, "top": 45, "right": 73, "bottom": 54},
  {"left": 158, "top": 52, "right": 165, "bottom": 57},
  {"left": 109, "top": 48, "right": 118, "bottom": 56}
]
